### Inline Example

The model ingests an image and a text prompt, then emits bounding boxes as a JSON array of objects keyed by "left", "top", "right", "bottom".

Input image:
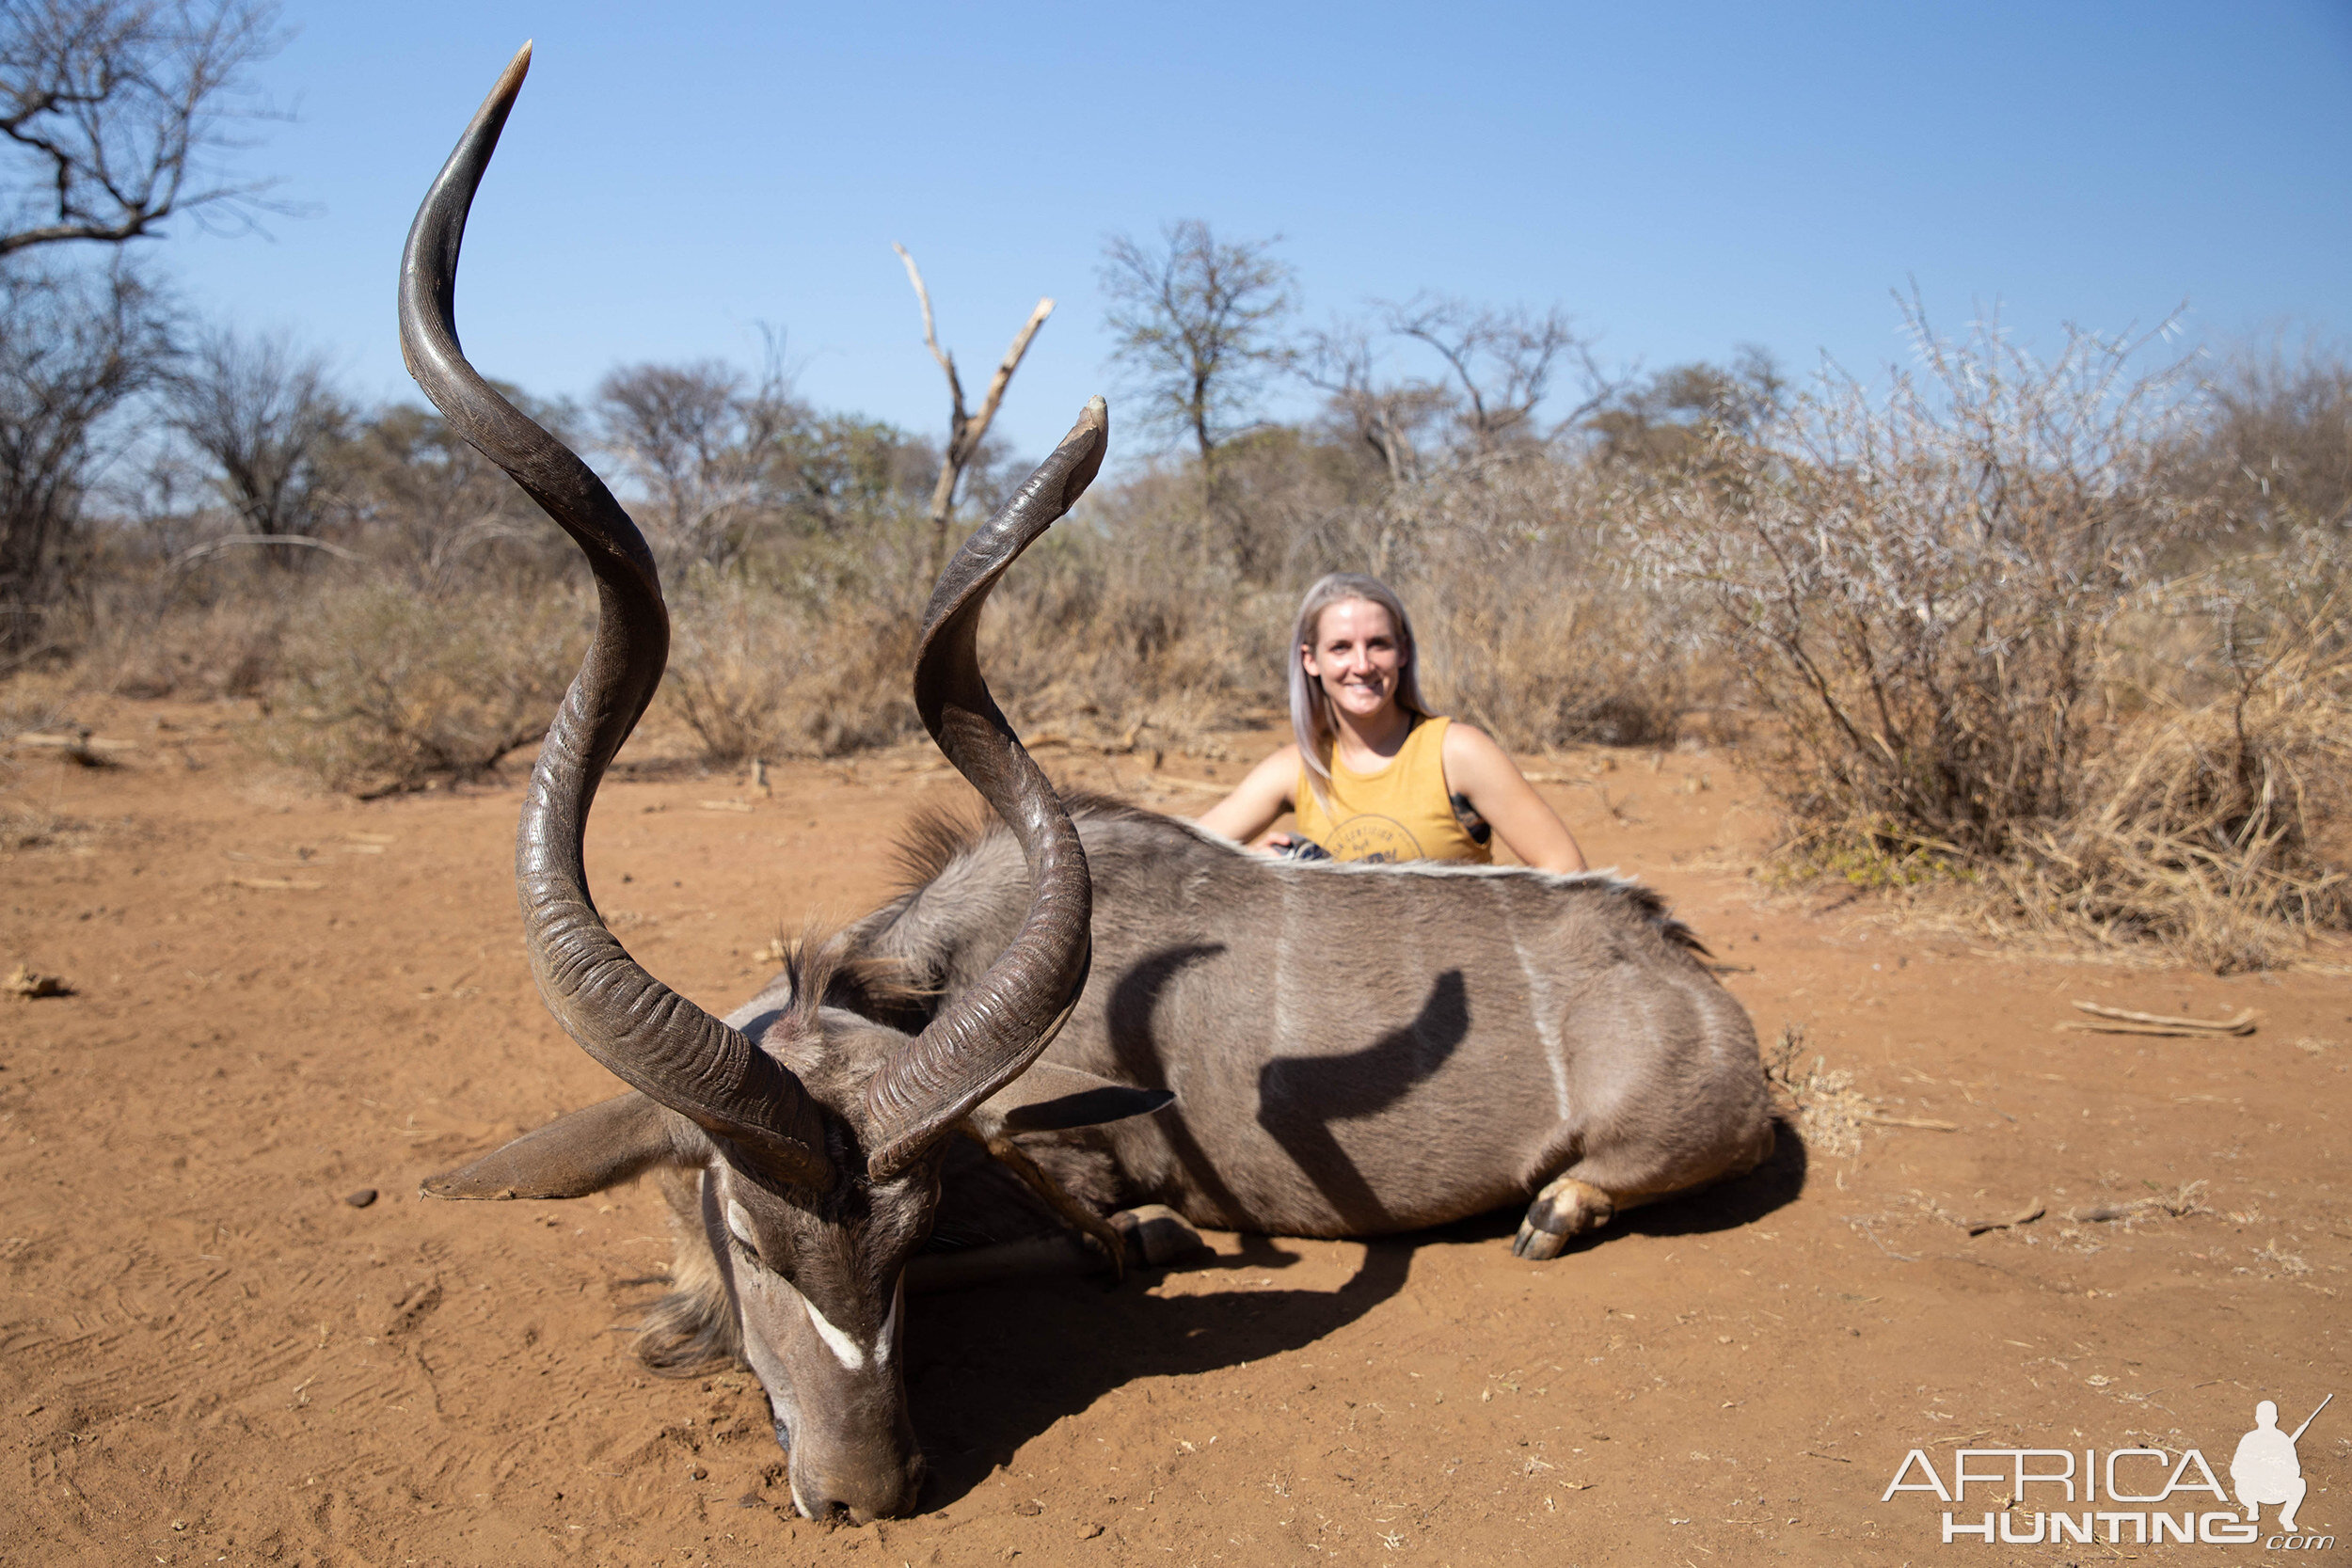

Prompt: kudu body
[
  {"left": 817, "top": 802, "right": 1775, "bottom": 1248},
  {"left": 405, "top": 45, "right": 1772, "bottom": 1530}
]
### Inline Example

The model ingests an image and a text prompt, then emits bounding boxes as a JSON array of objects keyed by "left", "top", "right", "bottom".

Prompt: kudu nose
[{"left": 795, "top": 1458, "right": 922, "bottom": 1525}]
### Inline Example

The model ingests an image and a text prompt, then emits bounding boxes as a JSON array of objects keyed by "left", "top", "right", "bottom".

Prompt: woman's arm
[
  {"left": 1193, "top": 744, "right": 1302, "bottom": 848},
  {"left": 1441, "top": 723, "right": 1588, "bottom": 873}
]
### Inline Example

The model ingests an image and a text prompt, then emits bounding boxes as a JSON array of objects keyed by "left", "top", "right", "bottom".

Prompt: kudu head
[{"left": 401, "top": 45, "right": 1137, "bottom": 1524}]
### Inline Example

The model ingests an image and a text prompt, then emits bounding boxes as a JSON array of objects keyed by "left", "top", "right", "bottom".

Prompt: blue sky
[{"left": 159, "top": 1, "right": 2352, "bottom": 463}]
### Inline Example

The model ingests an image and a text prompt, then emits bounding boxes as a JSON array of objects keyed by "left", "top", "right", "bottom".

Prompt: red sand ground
[{"left": 3, "top": 701, "right": 2345, "bottom": 1566}]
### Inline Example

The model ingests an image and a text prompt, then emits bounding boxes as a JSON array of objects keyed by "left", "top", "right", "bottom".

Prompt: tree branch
[
  {"left": 959, "top": 295, "right": 1053, "bottom": 469},
  {"left": 894, "top": 241, "right": 1052, "bottom": 571}
]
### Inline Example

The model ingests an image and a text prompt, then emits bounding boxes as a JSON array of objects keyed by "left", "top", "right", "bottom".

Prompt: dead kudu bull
[{"left": 407, "top": 47, "right": 1773, "bottom": 1528}]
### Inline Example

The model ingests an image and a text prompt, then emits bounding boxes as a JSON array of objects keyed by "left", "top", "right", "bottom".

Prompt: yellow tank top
[{"left": 1292, "top": 716, "right": 1491, "bottom": 864}]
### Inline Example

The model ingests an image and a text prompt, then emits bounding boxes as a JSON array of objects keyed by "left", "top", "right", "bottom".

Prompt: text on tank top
[{"left": 1292, "top": 715, "right": 1493, "bottom": 864}]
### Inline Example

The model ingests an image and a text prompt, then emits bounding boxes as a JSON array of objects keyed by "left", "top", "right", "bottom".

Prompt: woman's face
[{"left": 1302, "top": 598, "right": 1406, "bottom": 724}]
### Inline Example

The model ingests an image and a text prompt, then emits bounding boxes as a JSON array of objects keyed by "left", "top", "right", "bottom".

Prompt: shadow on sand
[
  {"left": 903, "top": 1236, "right": 1412, "bottom": 1507},
  {"left": 903, "top": 1117, "right": 1805, "bottom": 1506}
]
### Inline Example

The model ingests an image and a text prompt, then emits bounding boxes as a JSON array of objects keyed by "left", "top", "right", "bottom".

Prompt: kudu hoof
[
  {"left": 1513, "top": 1176, "right": 1615, "bottom": 1259},
  {"left": 1114, "top": 1204, "right": 1207, "bottom": 1268}
]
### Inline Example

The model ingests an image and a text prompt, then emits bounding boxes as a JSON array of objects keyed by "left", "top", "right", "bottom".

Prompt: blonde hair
[{"left": 1288, "top": 572, "right": 1431, "bottom": 791}]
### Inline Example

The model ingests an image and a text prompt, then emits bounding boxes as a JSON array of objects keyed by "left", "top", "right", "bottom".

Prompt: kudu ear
[
  {"left": 971, "top": 1062, "right": 1174, "bottom": 1136},
  {"left": 421, "top": 1093, "right": 707, "bottom": 1201}
]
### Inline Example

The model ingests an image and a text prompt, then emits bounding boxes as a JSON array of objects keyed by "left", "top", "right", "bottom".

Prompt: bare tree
[
  {"left": 0, "top": 0, "right": 289, "bottom": 256},
  {"left": 1386, "top": 294, "right": 1611, "bottom": 454},
  {"left": 596, "top": 348, "right": 804, "bottom": 573},
  {"left": 1102, "top": 220, "right": 1294, "bottom": 569},
  {"left": 0, "top": 259, "right": 166, "bottom": 648},
  {"left": 893, "top": 242, "right": 1050, "bottom": 576},
  {"left": 1101, "top": 219, "right": 1293, "bottom": 466},
  {"left": 163, "top": 323, "right": 343, "bottom": 563},
  {"left": 1296, "top": 318, "right": 1452, "bottom": 487}
]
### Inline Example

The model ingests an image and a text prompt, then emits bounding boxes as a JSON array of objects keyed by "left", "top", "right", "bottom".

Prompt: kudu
[
  {"left": 409, "top": 44, "right": 1775, "bottom": 1529},
  {"left": 403, "top": 48, "right": 1167, "bottom": 1523}
]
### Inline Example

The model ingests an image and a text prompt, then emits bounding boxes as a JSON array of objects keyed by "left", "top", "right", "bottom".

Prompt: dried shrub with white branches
[
  {"left": 1644, "top": 308, "right": 2351, "bottom": 968},
  {"left": 1645, "top": 306, "right": 2199, "bottom": 872}
]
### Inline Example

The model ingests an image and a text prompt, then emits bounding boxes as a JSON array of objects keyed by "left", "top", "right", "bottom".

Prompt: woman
[{"left": 1197, "top": 573, "right": 1589, "bottom": 872}]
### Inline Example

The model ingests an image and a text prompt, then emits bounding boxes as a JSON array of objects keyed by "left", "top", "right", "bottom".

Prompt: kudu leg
[
  {"left": 907, "top": 1205, "right": 1203, "bottom": 1294},
  {"left": 1512, "top": 1174, "right": 1616, "bottom": 1260},
  {"left": 958, "top": 1124, "right": 1131, "bottom": 1280}
]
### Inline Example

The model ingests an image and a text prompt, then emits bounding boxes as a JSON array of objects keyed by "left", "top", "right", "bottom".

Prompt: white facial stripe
[
  {"left": 802, "top": 1291, "right": 867, "bottom": 1371},
  {"left": 723, "top": 1199, "right": 876, "bottom": 1374},
  {"left": 876, "top": 1274, "right": 903, "bottom": 1366}
]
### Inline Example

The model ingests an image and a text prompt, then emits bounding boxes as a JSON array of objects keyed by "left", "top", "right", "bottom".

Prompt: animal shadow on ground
[
  {"left": 1622, "top": 1111, "right": 1807, "bottom": 1239},
  {"left": 904, "top": 1240, "right": 1413, "bottom": 1506},
  {"left": 901, "top": 1118, "right": 1804, "bottom": 1506}
]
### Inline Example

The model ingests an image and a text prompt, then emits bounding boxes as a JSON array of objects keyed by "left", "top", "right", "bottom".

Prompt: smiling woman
[{"left": 1195, "top": 573, "right": 1588, "bottom": 871}]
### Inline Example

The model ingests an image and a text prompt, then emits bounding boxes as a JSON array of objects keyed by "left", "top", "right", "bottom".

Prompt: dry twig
[
  {"left": 1966, "top": 1200, "right": 2045, "bottom": 1237},
  {"left": 2060, "top": 1001, "right": 2256, "bottom": 1036},
  {"left": 894, "top": 243, "right": 1052, "bottom": 576}
]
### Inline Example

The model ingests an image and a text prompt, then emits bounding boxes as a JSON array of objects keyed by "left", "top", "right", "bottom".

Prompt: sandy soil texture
[{"left": 3, "top": 702, "right": 2345, "bottom": 1566}]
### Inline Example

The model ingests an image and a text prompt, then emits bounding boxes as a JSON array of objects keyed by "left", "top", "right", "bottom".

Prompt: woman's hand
[{"left": 1441, "top": 723, "right": 1588, "bottom": 873}]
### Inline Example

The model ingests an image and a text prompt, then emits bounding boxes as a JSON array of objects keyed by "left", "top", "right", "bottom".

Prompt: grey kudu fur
[{"left": 406, "top": 45, "right": 1774, "bottom": 1528}]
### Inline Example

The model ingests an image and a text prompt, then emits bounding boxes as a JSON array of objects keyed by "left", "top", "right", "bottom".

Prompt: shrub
[
  {"left": 66, "top": 579, "right": 292, "bottom": 699},
  {"left": 660, "top": 566, "right": 925, "bottom": 765},
  {"left": 1985, "top": 535, "right": 2352, "bottom": 970},
  {"left": 1398, "top": 452, "right": 1693, "bottom": 750},
  {"left": 261, "top": 583, "right": 588, "bottom": 792},
  {"left": 1645, "top": 306, "right": 2199, "bottom": 863}
]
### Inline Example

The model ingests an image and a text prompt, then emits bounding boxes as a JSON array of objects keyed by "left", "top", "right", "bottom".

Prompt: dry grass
[
  {"left": 63, "top": 583, "right": 292, "bottom": 701},
  {"left": 1968, "top": 601, "right": 2350, "bottom": 972},
  {"left": 257, "top": 582, "right": 588, "bottom": 794},
  {"left": 662, "top": 576, "right": 922, "bottom": 763},
  {"left": 1761, "top": 1023, "right": 1875, "bottom": 1159}
]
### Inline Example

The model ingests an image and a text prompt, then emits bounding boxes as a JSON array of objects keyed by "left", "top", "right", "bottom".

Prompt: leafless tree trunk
[
  {"left": 0, "top": 259, "right": 167, "bottom": 649},
  {"left": 892, "top": 242, "right": 1050, "bottom": 578},
  {"left": 0, "top": 0, "right": 290, "bottom": 255},
  {"left": 164, "top": 323, "right": 343, "bottom": 564}
]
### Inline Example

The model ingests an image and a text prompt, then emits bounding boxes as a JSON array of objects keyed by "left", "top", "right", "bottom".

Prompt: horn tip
[
  {"left": 493, "top": 40, "right": 533, "bottom": 100},
  {"left": 1054, "top": 398, "right": 1109, "bottom": 510},
  {"left": 1060, "top": 394, "right": 1108, "bottom": 459}
]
